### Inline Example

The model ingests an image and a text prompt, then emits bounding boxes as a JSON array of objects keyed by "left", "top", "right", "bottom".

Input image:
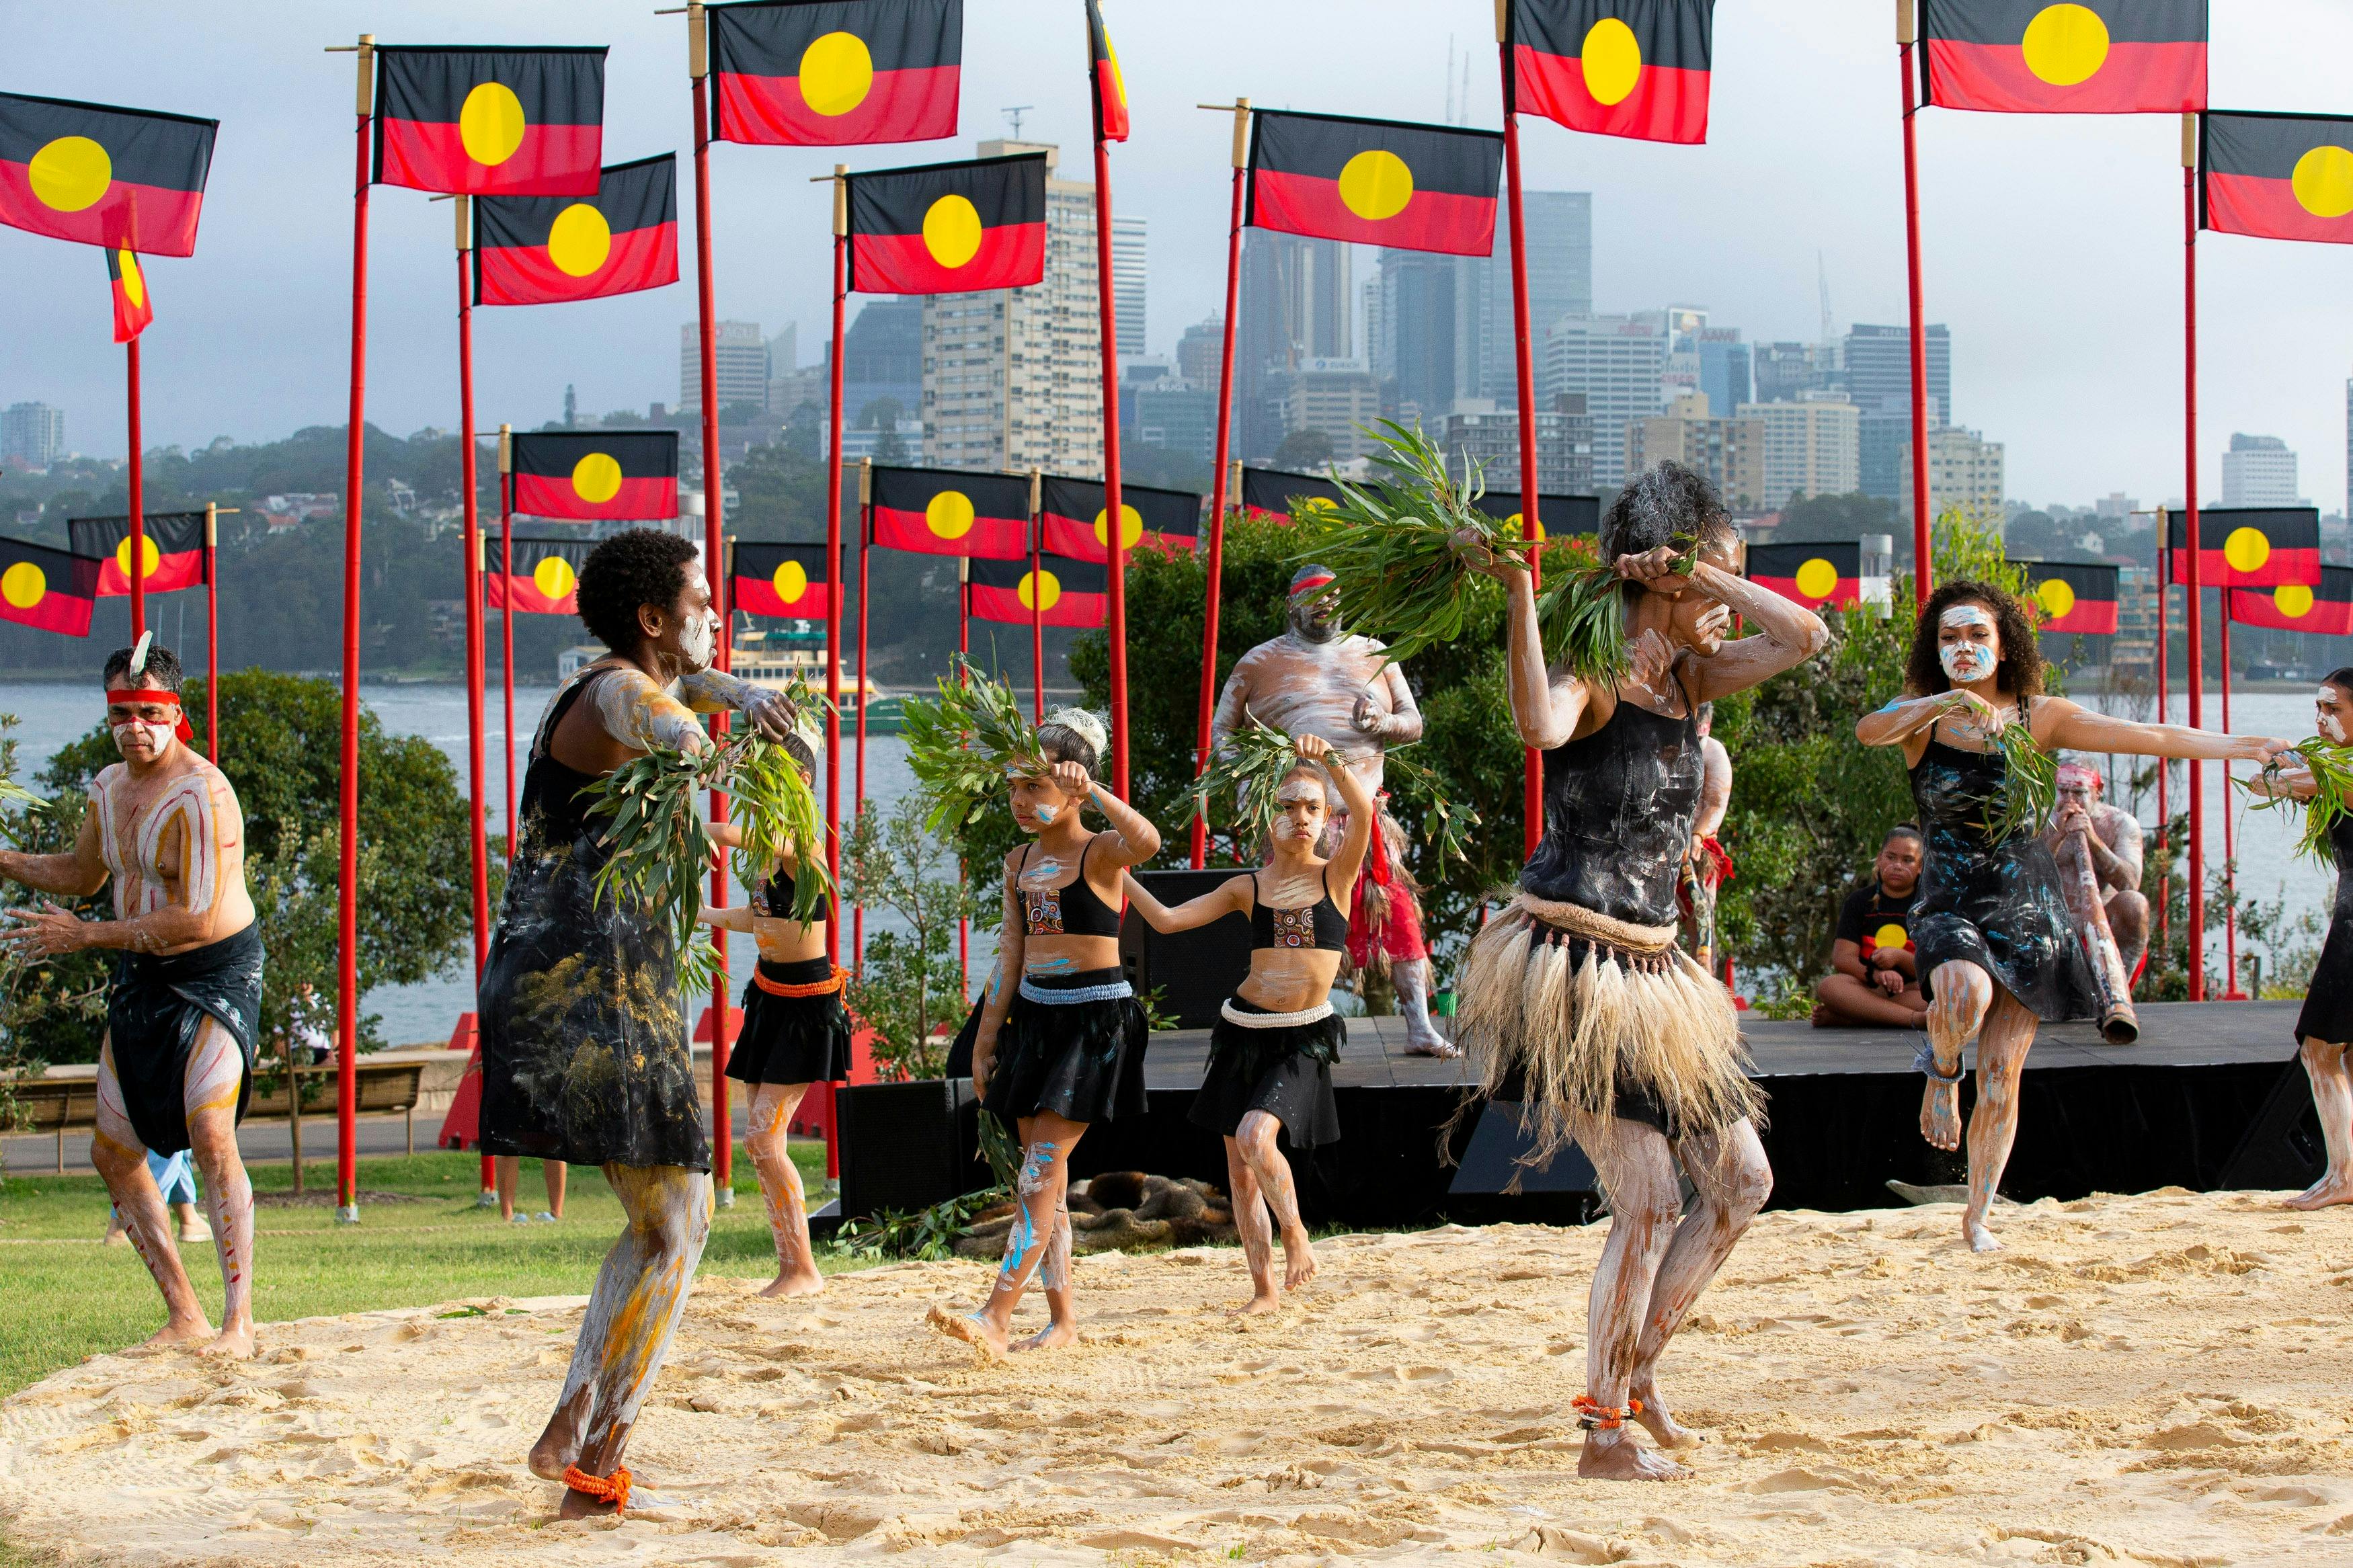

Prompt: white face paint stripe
[{"left": 1940, "top": 604, "right": 1994, "bottom": 630}]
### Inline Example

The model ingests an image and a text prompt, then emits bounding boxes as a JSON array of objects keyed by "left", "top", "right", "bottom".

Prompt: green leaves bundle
[
  {"left": 1383, "top": 750, "right": 1479, "bottom": 866},
  {"left": 1985, "top": 719, "right": 2058, "bottom": 844},
  {"left": 2246, "top": 737, "right": 2353, "bottom": 865},
  {"left": 1189, "top": 708, "right": 1302, "bottom": 849},
  {"left": 902, "top": 657, "right": 1044, "bottom": 835}
]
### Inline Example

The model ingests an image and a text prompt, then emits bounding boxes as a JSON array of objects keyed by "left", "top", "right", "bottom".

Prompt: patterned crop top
[
  {"left": 1016, "top": 836, "right": 1123, "bottom": 938},
  {"left": 1248, "top": 864, "right": 1349, "bottom": 953}
]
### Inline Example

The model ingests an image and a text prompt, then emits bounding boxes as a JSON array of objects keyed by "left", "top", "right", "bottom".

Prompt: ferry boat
[{"left": 557, "top": 621, "right": 902, "bottom": 733}]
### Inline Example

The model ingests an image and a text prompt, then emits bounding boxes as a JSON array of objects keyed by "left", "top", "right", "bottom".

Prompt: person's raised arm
[
  {"left": 1856, "top": 688, "right": 2005, "bottom": 749},
  {"left": 1302, "top": 734, "right": 1375, "bottom": 891},
  {"left": 1677, "top": 559, "right": 1831, "bottom": 704},
  {"left": 2034, "top": 696, "right": 2290, "bottom": 766},
  {"left": 2243, "top": 759, "right": 2319, "bottom": 802},
  {"left": 1693, "top": 736, "right": 1731, "bottom": 839},
  {"left": 594, "top": 666, "right": 714, "bottom": 755},
  {"left": 5, "top": 778, "right": 239, "bottom": 957},
  {"left": 1061, "top": 762, "right": 1161, "bottom": 868},
  {"left": 696, "top": 903, "right": 754, "bottom": 932},
  {"left": 677, "top": 667, "right": 799, "bottom": 741},
  {"left": 1483, "top": 550, "right": 1594, "bottom": 750},
  {"left": 1119, "top": 870, "right": 1248, "bottom": 934}
]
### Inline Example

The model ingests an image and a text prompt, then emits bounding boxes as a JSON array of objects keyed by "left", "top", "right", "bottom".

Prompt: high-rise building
[
  {"left": 1130, "top": 378, "right": 1217, "bottom": 464},
  {"left": 1738, "top": 393, "right": 1860, "bottom": 505},
  {"left": 1175, "top": 317, "right": 1223, "bottom": 388},
  {"left": 1112, "top": 212, "right": 1147, "bottom": 362},
  {"left": 1843, "top": 322, "right": 1950, "bottom": 425},
  {"left": 1374, "top": 249, "right": 1458, "bottom": 433},
  {"left": 1267, "top": 358, "right": 1384, "bottom": 464},
  {"left": 1752, "top": 339, "right": 1841, "bottom": 405},
  {"left": 1236, "top": 231, "right": 1352, "bottom": 459},
  {"left": 1698, "top": 329, "right": 1750, "bottom": 416},
  {"left": 1626, "top": 393, "right": 1765, "bottom": 510},
  {"left": 1455, "top": 190, "right": 1593, "bottom": 407},
  {"left": 921, "top": 141, "right": 1106, "bottom": 475},
  {"left": 680, "top": 321, "right": 770, "bottom": 417},
  {"left": 840, "top": 298, "right": 922, "bottom": 443},
  {"left": 1441, "top": 393, "right": 1594, "bottom": 492},
  {"left": 1542, "top": 314, "right": 1666, "bottom": 487},
  {"left": 1899, "top": 426, "right": 2005, "bottom": 523},
  {"left": 2221, "top": 431, "right": 2298, "bottom": 507},
  {"left": 0, "top": 402, "right": 65, "bottom": 468}
]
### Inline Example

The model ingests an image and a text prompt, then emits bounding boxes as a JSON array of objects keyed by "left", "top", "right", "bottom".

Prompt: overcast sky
[{"left": 6, "top": 1, "right": 2352, "bottom": 513}]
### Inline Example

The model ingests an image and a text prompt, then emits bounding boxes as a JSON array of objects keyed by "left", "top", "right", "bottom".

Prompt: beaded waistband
[
  {"left": 1018, "top": 976, "right": 1134, "bottom": 1005},
  {"left": 1220, "top": 997, "right": 1335, "bottom": 1029}
]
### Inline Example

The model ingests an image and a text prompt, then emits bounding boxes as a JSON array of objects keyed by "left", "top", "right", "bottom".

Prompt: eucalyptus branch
[
  {"left": 902, "top": 657, "right": 1045, "bottom": 836},
  {"left": 2244, "top": 737, "right": 2353, "bottom": 866}
]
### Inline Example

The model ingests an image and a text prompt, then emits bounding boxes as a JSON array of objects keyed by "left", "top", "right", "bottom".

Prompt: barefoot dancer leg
[
  {"left": 1920, "top": 958, "right": 2034, "bottom": 1252},
  {"left": 941, "top": 1114, "right": 1085, "bottom": 1359},
  {"left": 1628, "top": 1119, "right": 1771, "bottom": 1450},
  {"left": 1234, "top": 1110, "right": 1316, "bottom": 1296},
  {"left": 744, "top": 1081, "right": 824, "bottom": 1298},
  {"left": 182, "top": 1018, "right": 255, "bottom": 1357},
  {"left": 2289, "top": 1039, "right": 2353, "bottom": 1209},
  {"left": 1222, "top": 1135, "right": 1279, "bottom": 1313},
  {"left": 89, "top": 1039, "right": 212, "bottom": 1351},
  {"left": 1573, "top": 1117, "right": 1691, "bottom": 1482},
  {"left": 1012, "top": 1122, "right": 1078, "bottom": 1352}
]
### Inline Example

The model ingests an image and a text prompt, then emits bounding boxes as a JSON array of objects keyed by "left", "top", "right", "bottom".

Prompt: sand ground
[{"left": 4, "top": 1190, "right": 2351, "bottom": 1566}]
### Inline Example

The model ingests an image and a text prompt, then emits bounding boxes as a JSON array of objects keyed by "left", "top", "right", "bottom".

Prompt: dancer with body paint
[
  {"left": 1857, "top": 581, "right": 2288, "bottom": 1253},
  {"left": 0, "top": 638, "right": 262, "bottom": 1358},
  {"left": 927, "top": 708, "right": 1161, "bottom": 1360},
  {"left": 477, "top": 528, "right": 801, "bottom": 1518},
  {"left": 2045, "top": 760, "right": 2149, "bottom": 983},
  {"left": 1121, "top": 731, "right": 1373, "bottom": 1313},
  {"left": 1455, "top": 462, "right": 1827, "bottom": 1481}
]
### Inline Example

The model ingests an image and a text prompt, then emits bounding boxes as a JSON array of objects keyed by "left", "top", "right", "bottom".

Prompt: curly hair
[
  {"left": 1600, "top": 461, "right": 1739, "bottom": 606},
  {"left": 577, "top": 528, "right": 699, "bottom": 653},
  {"left": 1905, "top": 578, "right": 2043, "bottom": 699}
]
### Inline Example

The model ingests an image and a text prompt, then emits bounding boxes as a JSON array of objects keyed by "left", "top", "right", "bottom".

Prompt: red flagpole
[
  {"left": 1093, "top": 94, "right": 1128, "bottom": 798},
  {"left": 497, "top": 425, "right": 516, "bottom": 858},
  {"left": 1029, "top": 472, "right": 1044, "bottom": 721},
  {"left": 1499, "top": 38, "right": 1542, "bottom": 858},
  {"left": 2182, "top": 120, "right": 2206, "bottom": 1002},
  {"left": 455, "top": 203, "right": 490, "bottom": 983},
  {"left": 204, "top": 503, "right": 219, "bottom": 764},
  {"left": 959, "top": 558, "right": 970, "bottom": 993},
  {"left": 854, "top": 465, "right": 871, "bottom": 970},
  {"left": 2156, "top": 537, "right": 2170, "bottom": 895},
  {"left": 1899, "top": 3, "right": 1933, "bottom": 604},
  {"left": 2221, "top": 589, "right": 2240, "bottom": 996},
  {"left": 1192, "top": 99, "right": 1248, "bottom": 870},
  {"left": 333, "top": 34, "right": 374, "bottom": 1223},
  {"left": 824, "top": 177, "right": 847, "bottom": 964},
  {"left": 126, "top": 339, "right": 146, "bottom": 640}
]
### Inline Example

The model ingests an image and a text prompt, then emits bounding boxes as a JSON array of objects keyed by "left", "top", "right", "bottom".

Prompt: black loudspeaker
[
  {"left": 1121, "top": 867, "right": 1254, "bottom": 1028},
  {"left": 1447, "top": 1102, "right": 1599, "bottom": 1195},
  {"left": 2218, "top": 1060, "right": 2326, "bottom": 1191},
  {"left": 836, "top": 1077, "right": 981, "bottom": 1219}
]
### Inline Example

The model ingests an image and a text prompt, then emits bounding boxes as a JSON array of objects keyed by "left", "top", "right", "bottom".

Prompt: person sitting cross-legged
[{"left": 1812, "top": 825, "right": 1928, "bottom": 1029}]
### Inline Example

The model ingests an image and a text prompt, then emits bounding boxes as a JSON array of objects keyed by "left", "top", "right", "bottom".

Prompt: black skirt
[
  {"left": 979, "top": 967, "right": 1148, "bottom": 1125},
  {"left": 729, "top": 956, "right": 853, "bottom": 1085},
  {"left": 2298, "top": 831, "right": 2353, "bottom": 1045},
  {"left": 106, "top": 922, "right": 265, "bottom": 1156},
  {"left": 1189, "top": 997, "right": 1343, "bottom": 1147}
]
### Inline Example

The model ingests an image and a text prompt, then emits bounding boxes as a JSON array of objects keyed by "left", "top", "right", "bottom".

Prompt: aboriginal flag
[
  {"left": 486, "top": 534, "right": 595, "bottom": 615},
  {"left": 1473, "top": 489, "right": 1601, "bottom": 540},
  {"left": 2013, "top": 559, "right": 2118, "bottom": 634},
  {"left": 1509, "top": 1, "right": 1715, "bottom": 145},
  {"left": 2230, "top": 567, "right": 2353, "bottom": 636},
  {"left": 2202, "top": 112, "right": 2353, "bottom": 247},
  {"left": 1920, "top": 0, "right": 2205, "bottom": 115},
  {"left": 107, "top": 249, "right": 152, "bottom": 343},
  {"left": 0, "top": 539, "right": 99, "bottom": 636},
  {"left": 870, "top": 464, "right": 1029, "bottom": 559},
  {"left": 969, "top": 554, "right": 1105, "bottom": 628},
  {"left": 0, "top": 93, "right": 216, "bottom": 256},
  {"left": 510, "top": 431, "right": 680, "bottom": 521},
  {"left": 1748, "top": 541, "right": 1861, "bottom": 609},
  {"left": 1239, "top": 466, "right": 1344, "bottom": 521},
  {"left": 712, "top": 0, "right": 962, "bottom": 147},
  {"left": 2169, "top": 506, "right": 2321, "bottom": 589},
  {"left": 848, "top": 153, "right": 1046, "bottom": 294},
  {"left": 1247, "top": 111, "right": 1503, "bottom": 257},
  {"left": 1087, "top": 0, "right": 1129, "bottom": 143},
  {"left": 373, "top": 48, "right": 606, "bottom": 196},
  {"left": 69, "top": 512, "right": 206, "bottom": 595},
  {"left": 1037, "top": 476, "right": 1199, "bottom": 562},
  {"left": 733, "top": 541, "right": 835, "bottom": 620},
  {"left": 475, "top": 155, "right": 677, "bottom": 306}
]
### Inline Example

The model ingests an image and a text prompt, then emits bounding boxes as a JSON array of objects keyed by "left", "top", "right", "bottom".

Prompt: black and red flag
[
  {"left": 2169, "top": 506, "right": 2321, "bottom": 589},
  {"left": 733, "top": 540, "right": 835, "bottom": 620},
  {"left": 1239, "top": 466, "right": 1343, "bottom": 521},
  {"left": 107, "top": 249, "right": 152, "bottom": 343},
  {"left": 2202, "top": 112, "right": 2353, "bottom": 247},
  {"left": 1037, "top": 476, "right": 1198, "bottom": 562},
  {"left": 1474, "top": 489, "right": 1601, "bottom": 540},
  {"left": 1919, "top": 0, "right": 2205, "bottom": 115},
  {"left": 1086, "top": 0, "right": 1129, "bottom": 143},
  {"left": 1508, "top": 1, "right": 1715, "bottom": 145},
  {"left": 475, "top": 155, "right": 677, "bottom": 306},
  {"left": 0, "top": 92, "right": 216, "bottom": 256},
  {"left": 69, "top": 512, "right": 206, "bottom": 596},
  {"left": 2229, "top": 566, "right": 2353, "bottom": 636},
  {"left": 1747, "top": 541, "right": 1862, "bottom": 609},
  {"left": 869, "top": 464, "right": 1030, "bottom": 559},
  {"left": 968, "top": 553, "right": 1106, "bottom": 628},
  {"left": 1246, "top": 110, "right": 1503, "bottom": 257},
  {"left": 486, "top": 534, "right": 596, "bottom": 616},
  {"left": 509, "top": 431, "right": 680, "bottom": 521},
  {"left": 846, "top": 152, "right": 1046, "bottom": 294},
  {"left": 0, "top": 538, "right": 100, "bottom": 636},
  {"left": 373, "top": 47, "right": 606, "bottom": 196},
  {"left": 2013, "top": 560, "right": 2119, "bottom": 634},
  {"left": 711, "top": 0, "right": 962, "bottom": 147}
]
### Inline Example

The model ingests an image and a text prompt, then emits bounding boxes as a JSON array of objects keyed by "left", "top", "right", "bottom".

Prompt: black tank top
[
  {"left": 1521, "top": 685, "right": 1702, "bottom": 929},
  {"left": 1018, "top": 837, "right": 1123, "bottom": 938},
  {"left": 754, "top": 861, "right": 832, "bottom": 927},
  {"left": 516, "top": 669, "right": 608, "bottom": 850},
  {"left": 1249, "top": 864, "right": 1349, "bottom": 952}
]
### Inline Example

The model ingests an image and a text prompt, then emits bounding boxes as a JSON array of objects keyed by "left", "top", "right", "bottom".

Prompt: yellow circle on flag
[
  {"left": 571, "top": 452, "right": 624, "bottom": 503},
  {"left": 798, "top": 31, "right": 875, "bottom": 117},
  {"left": 1872, "top": 922, "right": 1909, "bottom": 952},
  {"left": 1794, "top": 557, "right": 1839, "bottom": 600},
  {"left": 2274, "top": 583, "right": 2316, "bottom": 619},
  {"left": 547, "top": 203, "right": 612, "bottom": 277},
  {"left": 2020, "top": 4, "right": 2110, "bottom": 87},
  {"left": 1300, "top": 495, "right": 1337, "bottom": 514},
  {"left": 925, "top": 489, "right": 975, "bottom": 538},
  {"left": 2035, "top": 578, "right": 2075, "bottom": 620},
  {"left": 533, "top": 555, "right": 577, "bottom": 600},
  {"left": 2224, "top": 525, "right": 2271, "bottom": 574},
  {"left": 28, "top": 136, "right": 111, "bottom": 212},
  {"left": 1337, "top": 151, "right": 1414, "bottom": 222},
  {"left": 1579, "top": 17, "right": 1644, "bottom": 106},
  {"left": 1019, "top": 569, "right": 1062, "bottom": 612},
  {"left": 1498, "top": 512, "right": 1547, "bottom": 541},
  {"left": 459, "top": 81, "right": 529, "bottom": 167},
  {"left": 117, "top": 251, "right": 145, "bottom": 309},
  {"left": 1, "top": 562, "right": 47, "bottom": 609},
  {"left": 2292, "top": 145, "right": 2353, "bottom": 218},
  {"left": 1093, "top": 504, "right": 1144, "bottom": 550},
  {"left": 113, "top": 534, "right": 160, "bottom": 580},
  {"left": 922, "top": 194, "right": 984, "bottom": 268},
  {"left": 771, "top": 559, "right": 811, "bottom": 604}
]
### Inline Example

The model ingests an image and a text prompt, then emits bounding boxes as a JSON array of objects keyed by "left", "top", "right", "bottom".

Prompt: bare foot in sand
[
  {"left": 527, "top": 1393, "right": 589, "bottom": 1482},
  {"left": 1920, "top": 1079, "right": 1962, "bottom": 1151},
  {"left": 1577, "top": 1430, "right": 1684, "bottom": 1480},
  {"left": 132, "top": 1315, "right": 213, "bottom": 1354},
  {"left": 1011, "top": 1321, "right": 1078, "bottom": 1352},
  {"left": 758, "top": 1268, "right": 826, "bottom": 1299},
  {"left": 926, "top": 1303, "right": 1008, "bottom": 1362},
  {"left": 1628, "top": 1383, "right": 1701, "bottom": 1450},
  {"left": 1281, "top": 1229, "right": 1318, "bottom": 1292},
  {"left": 1964, "top": 1216, "right": 2003, "bottom": 1253},
  {"left": 197, "top": 1324, "right": 255, "bottom": 1360},
  {"left": 1229, "top": 1289, "right": 1281, "bottom": 1317},
  {"left": 2285, "top": 1176, "right": 2353, "bottom": 1211}
]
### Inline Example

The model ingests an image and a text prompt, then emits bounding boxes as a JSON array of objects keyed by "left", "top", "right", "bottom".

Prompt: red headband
[
  {"left": 1289, "top": 571, "right": 1335, "bottom": 600},
  {"left": 105, "top": 687, "right": 195, "bottom": 745}
]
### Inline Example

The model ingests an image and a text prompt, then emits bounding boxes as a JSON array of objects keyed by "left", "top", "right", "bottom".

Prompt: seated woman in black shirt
[{"left": 1812, "top": 825, "right": 1927, "bottom": 1029}]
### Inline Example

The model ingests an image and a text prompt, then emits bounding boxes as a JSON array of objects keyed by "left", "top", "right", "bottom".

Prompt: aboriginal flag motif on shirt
[
  {"left": 1037, "top": 476, "right": 1198, "bottom": 562},
  {"left": 0, "top": 93, "right": 216, "bottom": 256},
  {"left": 475, "top": 155, "right": 677, "bottom": 305},
  {"left": 2230, "top": 566, "right": 2353, "bottom": 636},
  {"left": 1087, "top": 0, "right": 1129, "bottom": 142},
  {"left": 1239, "top": 466, "right": 1344, "bottom": 521},
  {"left": 487, "top": 535, "right": 596, "bottom": 615},
  {"left": 509, "top": 431, "right": 680, "bottom": 521},
  {"left": 1472, "top": 489, "right": 1601, "bottom": 541},
  {"left": 1247, "top": 111, "right": 1503, "bottom": 257},
  {"left": 711, "top": 0, "right": 962, "bottom": 147},
  {"left": 1920, "top": 0, "right": 2205, "bottom": 115},
  {"left": 869, "top": 465, "right": 1030, "bottom": 559},
  {"left": 1509, "top": 1, "right": 1715, "bottom": 145},
  {"left": 2013, "top": 559, "right": 2118, "bottom": 634},
  {"left": 373, "top": 48, "right": 606, "bottom": 196},
  {"left": 2169, "top": 506, "right": 2321, "bottom": 589},
  {"left": 0, "top": 539, "right": 99, "bottom": 636},
  {"left": 2202, "top": 112, "right": 2353, "bottom": 247},
  {"left": 107, "top": 248, "right": 152, "bottom": 343},
  {"left": 69, "top": 512, "right": 206, "bottom": 595},
  {"left": 969, "top": 553, "right": 1105, "bottom": 627},
  {"left": 1748, "top": 541, "right": 1861, "bottom": 609},
  {"left": 733, "top": 540, "right": 834, "bottom": 620},
  {"left": 847, "top": 153, "right": 1047, "bottom": 294}
]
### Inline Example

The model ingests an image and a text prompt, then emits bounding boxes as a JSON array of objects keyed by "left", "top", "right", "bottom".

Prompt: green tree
[{"left": 844, "top": 795, "right": 983, "bottom": 1079}]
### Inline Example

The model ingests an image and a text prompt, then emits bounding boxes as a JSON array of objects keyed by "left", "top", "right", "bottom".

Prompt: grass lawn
[{"left": 0, "top": 1145, "right": 850, "bottom": 1402}]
